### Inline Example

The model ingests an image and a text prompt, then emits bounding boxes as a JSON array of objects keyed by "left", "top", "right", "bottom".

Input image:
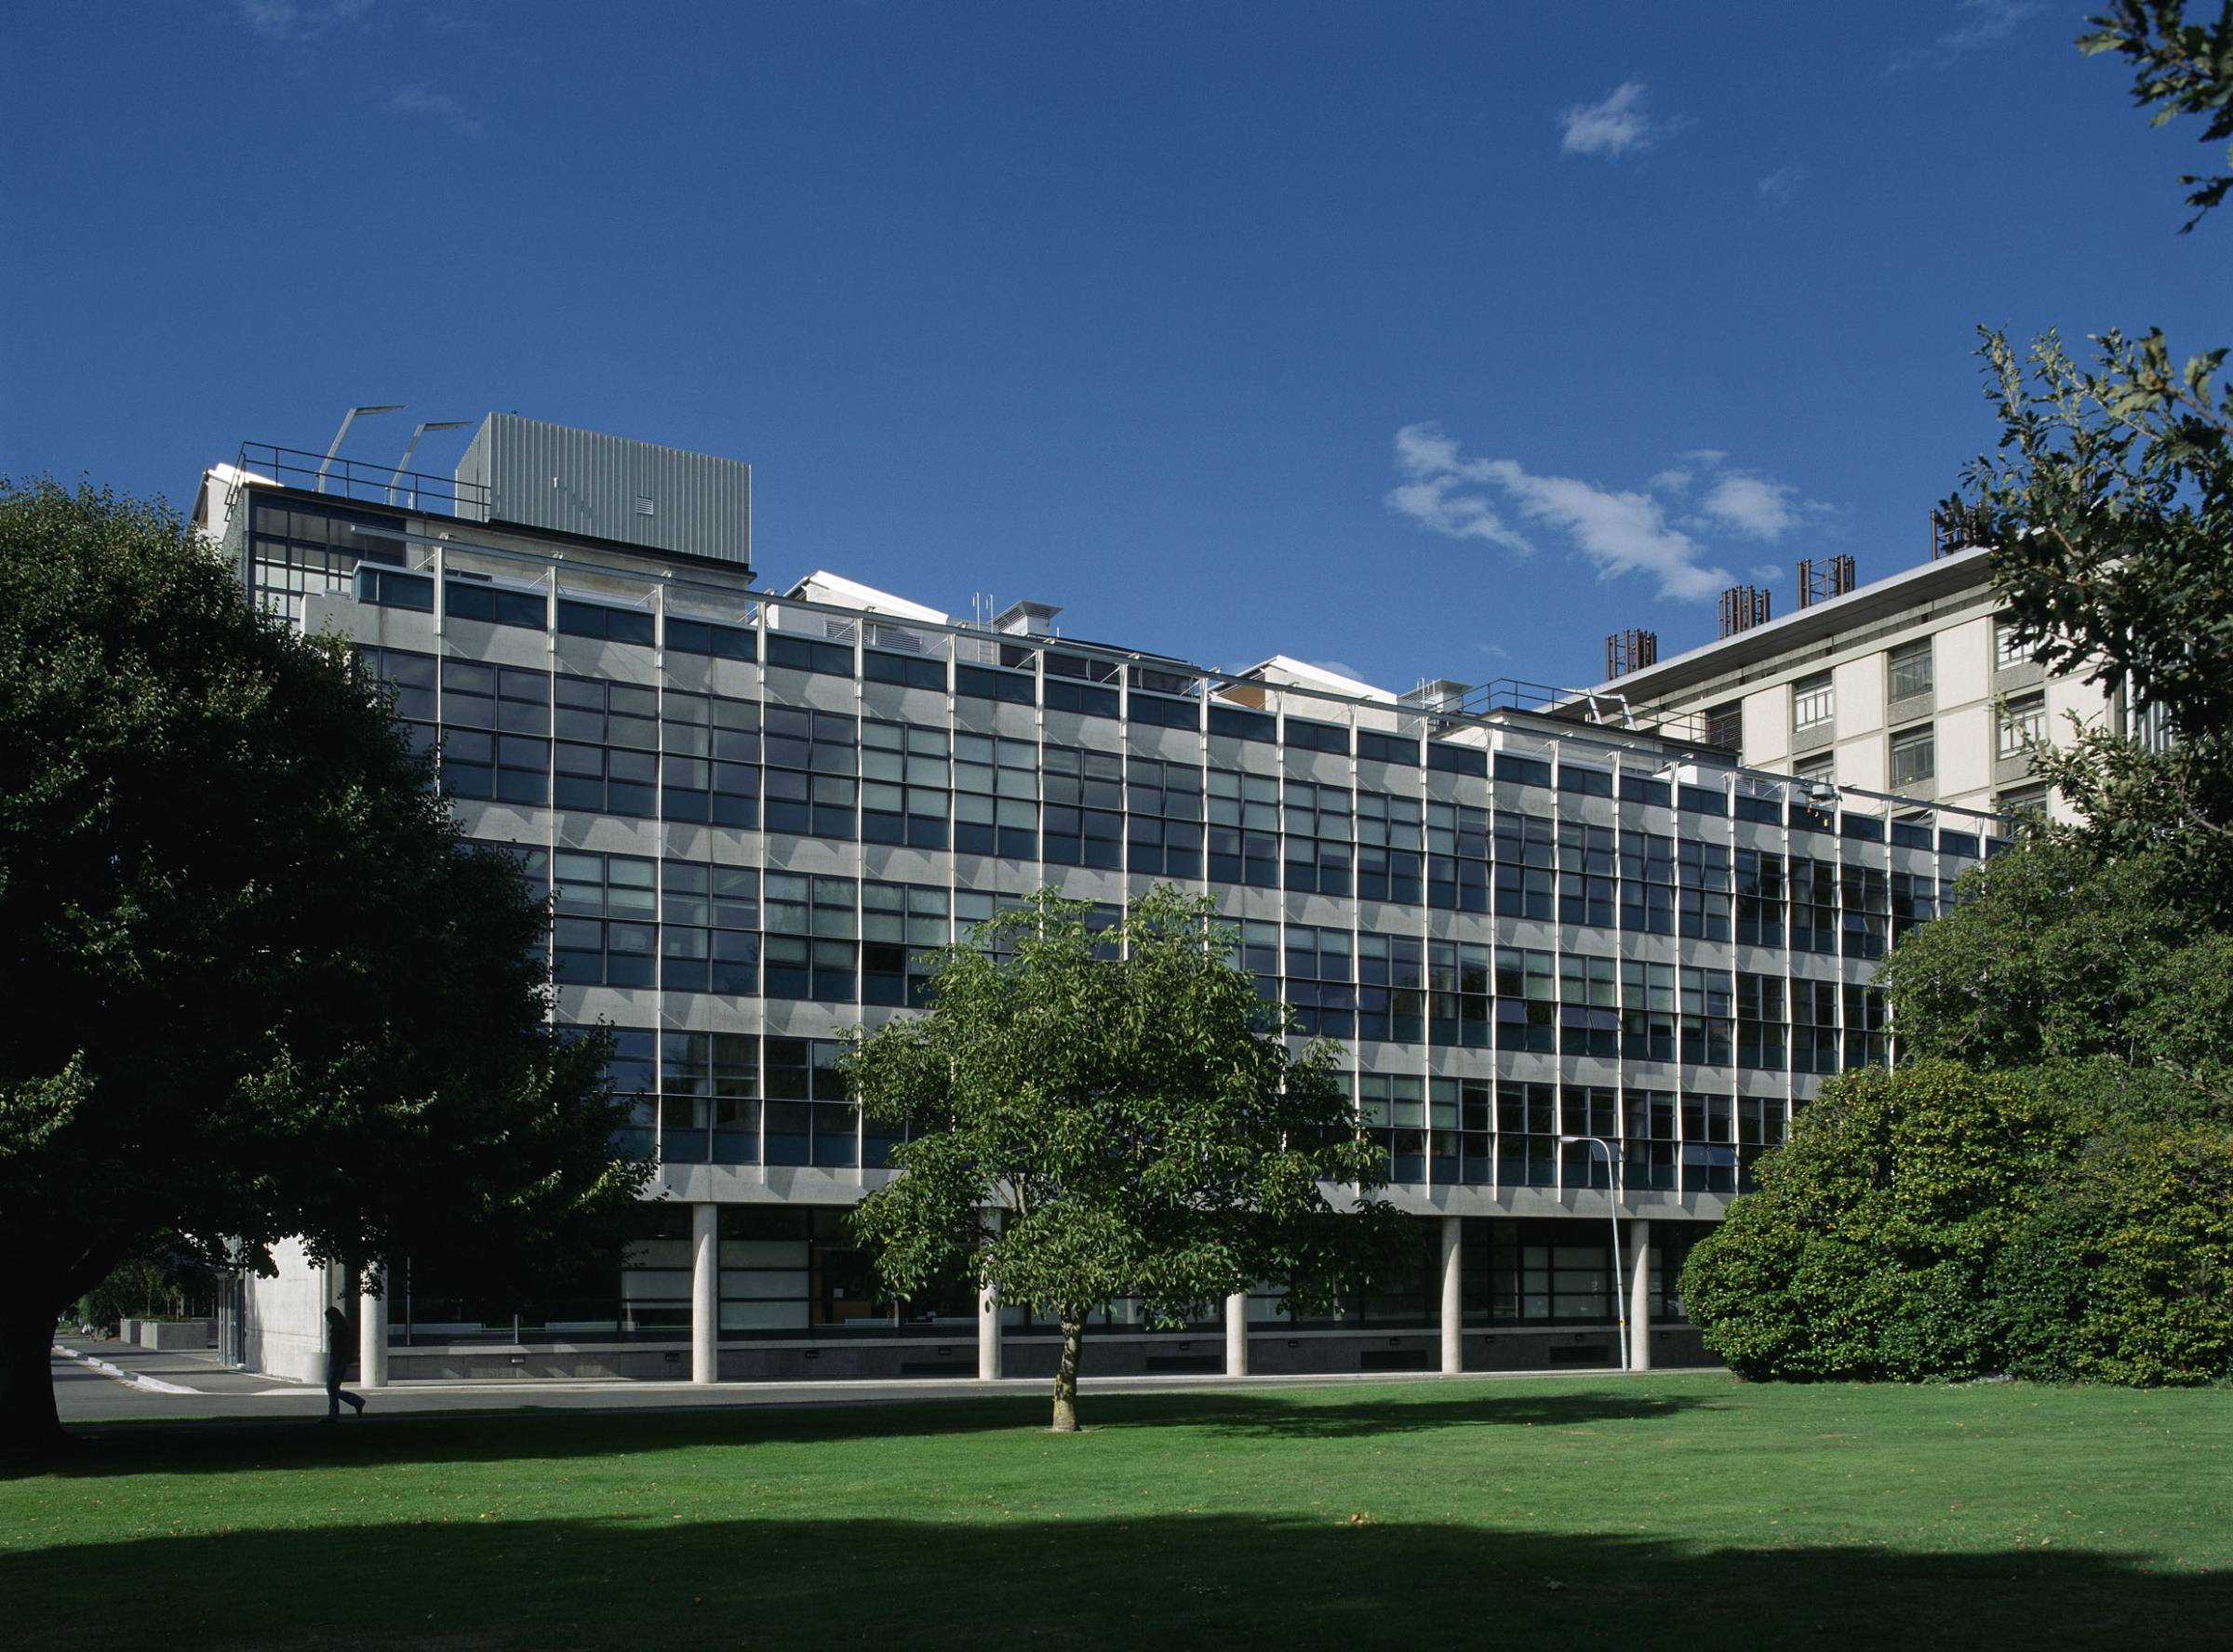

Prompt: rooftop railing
[{"left": 230, "top": 441, "right": 490, "bottom": 517}]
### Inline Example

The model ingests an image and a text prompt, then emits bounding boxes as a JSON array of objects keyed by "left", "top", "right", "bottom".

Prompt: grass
[{"left": 5, "top": 1375, "right": 2230, "bottom": 1649}]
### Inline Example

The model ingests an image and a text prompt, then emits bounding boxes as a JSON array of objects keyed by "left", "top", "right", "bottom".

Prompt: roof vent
[{"left": 993, "top": 599, "right": 1063, "bottom": 637}]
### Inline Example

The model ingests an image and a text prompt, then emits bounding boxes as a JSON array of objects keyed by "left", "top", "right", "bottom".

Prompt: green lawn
[{"left": 6, "top": 1375, "right": 2229, "bottom": 1649}]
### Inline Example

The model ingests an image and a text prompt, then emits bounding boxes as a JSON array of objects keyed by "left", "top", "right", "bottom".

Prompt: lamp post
[{"left": 1559, "top": 1134, "right": 1628, "bottom": 1372}]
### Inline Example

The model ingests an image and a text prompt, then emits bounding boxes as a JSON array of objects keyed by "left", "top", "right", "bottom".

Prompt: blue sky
[{"left": 3, "top": 2, "right": 2223, "bottom": 692}]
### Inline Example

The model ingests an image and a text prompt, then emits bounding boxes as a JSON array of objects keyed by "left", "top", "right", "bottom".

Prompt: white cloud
[
  {"left": 236, "top": 0, "right": 376, "bottom": 39},
  {"left": 1387, "top": 424, "right": 1733, "bottom": 603},
  {"left": 1748, "top": 565, "right": 1784, "bottom": 583},
  {"left": 1699, "top": 474, "right": 1800, "bottom": 541},
  {"left": 1558, "top": 82, "right": 1674, "bottom": 159},
  {"left": 388, "top": 82, "right": 484, "bottom": 138},
  {"left": 1647, "top": 467, "right": 1693, "bottom": 494},
  {"left": 1887, "top": 0, "right": 2038, "bottom": 74},
  {"left": 1478, "top": 643, "right": 1511, "bottom": 661},
  {"left": 1758, "top": 166, "right": 1803, "bottom": 206}
]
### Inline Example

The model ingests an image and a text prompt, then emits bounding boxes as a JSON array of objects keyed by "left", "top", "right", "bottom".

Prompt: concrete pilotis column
[
  {"left": 1627, "top": 1219, "right": 1652, "bottom": 1372},
  {"left": 690, "top": 1202, "right": 719, "bottom": 1385},
  {"left": 1438, "top": 1216, "right": 1464, "bottom": 1376},
  {"left": 977, "top": 1206, "right": 1003, "bottom": 1380},
  {"left": 1223, "top": 1292, "right": 1250, "bottom": 1377},
  {"left": 359, "top": 1272, "right": 390, "bottom": 1390}
]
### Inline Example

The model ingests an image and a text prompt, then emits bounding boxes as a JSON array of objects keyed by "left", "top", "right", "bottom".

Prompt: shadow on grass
[
  {"left": 5, "top": 1511, "right": 2224, "bottom": 1651},
  {"left": 27, "top": 1385, "right": 1720, "bottom": 1478}
]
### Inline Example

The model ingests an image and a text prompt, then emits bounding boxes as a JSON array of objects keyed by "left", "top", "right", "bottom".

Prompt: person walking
[{"left": 324, "top": 1302, "right": 367, "bottom": 1420}]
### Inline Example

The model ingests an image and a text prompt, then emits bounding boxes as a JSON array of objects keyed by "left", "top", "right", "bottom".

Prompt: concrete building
[
  {"left": 1571, "top": 550, "right": 2122, "bottom": 823},
  {"left": 197, "top": 416, "right": 2006, "bottom": 1390}
]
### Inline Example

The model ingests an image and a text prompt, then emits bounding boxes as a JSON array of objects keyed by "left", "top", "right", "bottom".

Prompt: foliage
[
  {"left": 844, "top": 885, "right": 1399, "bottom": 1430},
  {"left": 0, "top": 478, "right": 649, "bottom": 1454},
  {"left": 2081, "top": 0, "right": 2233, "bottom": 230},
  {"left": 73, "top": 1254, "right": 218, "bottom": 1329},
  {"left": 1680, "top": 1062, "right": 2074, "bottom": 1382}
]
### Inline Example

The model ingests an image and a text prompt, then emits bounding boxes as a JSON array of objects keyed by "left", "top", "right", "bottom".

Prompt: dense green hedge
[{"left": 1681, "top": 1060, "right": 2233, "bottom": 1385}]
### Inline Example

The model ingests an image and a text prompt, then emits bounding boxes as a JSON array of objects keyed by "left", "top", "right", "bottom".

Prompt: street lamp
[{"left": 1559, "top": 1134, "right": 1629, "bottom": 1372}]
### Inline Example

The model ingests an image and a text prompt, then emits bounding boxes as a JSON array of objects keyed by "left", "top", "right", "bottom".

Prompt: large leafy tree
[
  {"left": 844, "top": 886, "right": 1398, "bottom": 1432},
  {"left": 2081, "top": 0, "right": 2233, "bottom": 232},
  {"left": 0, "top": 479, "right": 649, "bottom": 1456}
]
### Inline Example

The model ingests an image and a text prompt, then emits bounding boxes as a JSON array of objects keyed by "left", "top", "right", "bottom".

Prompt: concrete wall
[
  {"left": 117, "top": 1318, "right": 216, "bottom": 1351},
  {"left": 239, "top": 1237, "right": 331, "bottom": 1384}
]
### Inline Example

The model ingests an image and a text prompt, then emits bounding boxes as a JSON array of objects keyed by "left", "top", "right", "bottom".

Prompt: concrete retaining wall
[{"left": 116, "top": 1318, "right": 216, "bottom": 1351}]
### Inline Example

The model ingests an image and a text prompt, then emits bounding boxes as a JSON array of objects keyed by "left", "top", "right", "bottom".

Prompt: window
[
  {"left": 1559, "top": 1087, "right": 1620, "bottom": 1189},
  {"left": 438, "top": 660, "right": 550, "bottom": 805},
  {"left": 1619, "top": 830, "right": 1675, "bottom": 935},
  {"left": 1426, "top": 800, "right": 1491, "bottom": 913},
  {"left": 1042, "top": 649, "right": 1120, "bottom": 716},
  {"left": 666, "top": 613, "right": 756, "bottom": 662},
  {"left": 1737, "top": 1096, "right": 1787, "bottom": 1190},
  {"left": 1126, "top": 755, "right": 1204, "bottom": 878},
  {"left": 1620, "top": 959, "right": 1676, "bottom": 1063},
  {"left": 860, "top": 722, "right": 951, "bottom": 849},
  {"left": 1678, "top": 967, "right": 1734, "bottom": 1067},
  {"left": 767, "top": 631, "right": 854, "bottom": 677},
  {"left": 1999, "top": 692, "right": 2046, "bottom": 757},
  {"left": 1676, "top": 838, "right": 1732, "bottom": 941},
  {"left": 1495, "top": 1084, "right": 1558, "bottom": 1188},
  {"left": 1843, "top": 985, "right": 1889, "bottom": 1069},
  {"left": 1357, "top": 932, "right": 1424, "bottom": 1042},
  {"left": 1889, "top": 725, "right": 1935, "bottom": 788},
  {"left": 762, "top": 873, "right": 858, "bottom": 1003},
  {"left": 661, "top": 691, "right": 760, "bottom": 827},
  {"left": 659, "top": 1032, "right": 759, "bottom": 1164},
  {"left": 862, "top": 882, "right": 946, "bottom": 1007},
  {"left": 1703, "top": 700, "right": 1743, "bottom": 752},
  {"left": 1892, "top": 871, "right": 1936, "bottom": 940},
  {"left": 1793, "top": 979, "right": 1839, "bottom": 1074},
  {"left": 1735, "top": 848, "right": 1785, "bottom": 947},
  {"left": 1429, "top": 1077, "right": 1492, "bottom": 1185},
  {"left": 1358, "top": 1073, "right": 1425, "bottom": 1182},
  {"left": 1997, "top": 783, "right": 2049, "bottom": 819},
  {"left": 1228, "top": 918, "right": 1281, "bottom": 1000},
  {"left": 659, "top": 861, "right": 759, "bottom": 995},
  {"left": 1038, "top": 745, "right": 1123, "bottom": 868},
  {"left": 1284, "top": 925, "right": 1356, "bottom": 1039},
  {"left": 1789, "top": 858, "right": 1839, "bottom": 955},
  {"left": 554, "top": 676, "right": 660, "bottom": 816},
  {"left": 1623, "top": 1089, "right": 1678, "bottom": 1191},
  {"left": 761, "top": 706, "right": 858, "bottom": 840},
  {"left": 764, "top": 1038, "right": 856, "bottom": 1168},
  {"left": 1492, "top": 811, "right": 1556, "bottom": 921},
  {"left": 1427, "top": 939, "right": 1491, "bottom": 1048},
  {"left": 1736, "top": 973, "right": 1786, "bottom": 1071},
  {"left": 1681, "top": 1094, "right": 1737, "bottom": 1194},
  {"left": 1995, "top": 618, "right": 2032, "bottom": 670},
  {"left": 1207, "top": 769, "right": 1280, "bottom": 887},
  {"left": 1283, "top": 779, "right": 1355, "bottom": 896},
  {"left": 556, "top": 596, "right": 655, "bottom": 647},
  {"left": 552, "top": 850, "right": 658, "bottom": 988},
  {"left": 1792, "top": 672, "right": 1835, "bottom": 733},
  {"left": 1493, "top": 946, "right": 1557, "bottom": 1053},
  {"left": 1887, "top": 638, "right": 1934, "bottom": 702},
  {"left": 1356, "top": 793, "right": 1424, "bottom": 903},
  {"left": 1841, "top": 863, "right": 1889, "bottom": 960},
  {"left": 1558, "top": 820, "right": 1617, "bottom": 929},
  {"left": 1558, "top": 953, "right": 1619, "bottom": 1058}
]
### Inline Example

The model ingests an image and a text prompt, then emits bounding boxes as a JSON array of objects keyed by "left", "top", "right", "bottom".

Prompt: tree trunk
[
  {"left": 1, "top": 1294, "right": 66, "bottom": 1462},
  {"left": 1050, "top": 1316, "right": 1084, "bottom": 1432}
]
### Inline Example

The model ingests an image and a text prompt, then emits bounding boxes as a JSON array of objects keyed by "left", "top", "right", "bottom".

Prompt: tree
[
  {"left": 2081, "top": 0, "right": 2233, "bottom": 231},
  {"left": 0, "top": 479, "right": 649, "bottom": 1457},
  {"left": 843, "top": 886, "right": 1399, "bottom": 1432}
]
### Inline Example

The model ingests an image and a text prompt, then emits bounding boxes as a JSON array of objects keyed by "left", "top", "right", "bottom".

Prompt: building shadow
[
  {"left": 30, "top": 1379, "right": 1720, "bottom": 1478},
  {"left": 4, "top": 1510, "right": 2224, "bottom": 1650}
]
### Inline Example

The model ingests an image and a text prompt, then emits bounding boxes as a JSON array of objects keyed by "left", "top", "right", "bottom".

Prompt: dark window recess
[
  {"left": 766, "top": 633, "right": 853, "bottom": 676},
  {"left": 1787, "top": 802, "right": 1836, "bottom": 835},
  {"left": 666, "top": 616, "right": 757, "bottom": 661},
  {"left": 444, "top": 577, "right": 546, "bottom": 630},
  {"left": 956, "top": 663, "right": 1036, "bottom": 705},
  {"left": 1891, "top": 818, "right": 1933, "bottom": 850},
  {"left": 1939, "top": 830, "right": 1980, "bottom": 859},
  {"left": 1209, "top": 704, "right": 1276, "bottom": 742},
  {"left": 1426, "top": 742, "right": 1488, "bottom": 778},
  {"left": 1494, "top": 753, "right": 1552, "bottom": 789},
  {"left": 1558, "top": 766, "right": 1613, "bottom": 798},
  {"left": 1840, "top": 813, "right": 1886, "bottom": 843},
  {"left": 1129, "top": 690, "right": 1200, "bottom": 730},
  {"left": 1284, "top": 715, "right": 1350, "bottom": 755},
  {"left": 1043, "top": 678, "right": 1118, "bottom": 717},
  {"left": 555, "top": 597, "right": 656, "bottom": 646},
  {"left": 1619, "top": 774, "right": 1671, "bottom": 807},
  {"left": 357, "top": 566, "right": 434, "bottom": 611},
  {"left": 1357, "top": 730, "right": 1419, "bottom": 766},
  {"left": 1735, "top": 793, "right": 1782, "bottom": 825},
  {"left": 1678, "top": 783, "right": 1728, "bottom": 817},
  {"left": 863, "top": 648, "right": 946, "bottom": 690}
]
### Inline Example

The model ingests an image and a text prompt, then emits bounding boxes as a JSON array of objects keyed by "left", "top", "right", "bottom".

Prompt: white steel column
[
  {"left": 977, "top": 1207, "right": 1003, "bottom": 1380},
  {"left": 358, "top": 1272, "right": 390, "bottom": 1390},
  {"left": 690, "top": 1203, "right": 719, "bottom": 1385},
  {"left": 1438, "top": 1216, "right": 1464, "bottom": 1376},
  {"left": 1627, "top": 1219, "right": 1652, "bottom": 1372},
  {"left": 1223, "top": 1291, "right": 1250, "bottom": 1377}
]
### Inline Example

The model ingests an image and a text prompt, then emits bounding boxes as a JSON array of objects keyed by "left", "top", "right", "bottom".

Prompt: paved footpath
[{"left": 52, "top": 1337, "right": 1690, "bottom": 1427}]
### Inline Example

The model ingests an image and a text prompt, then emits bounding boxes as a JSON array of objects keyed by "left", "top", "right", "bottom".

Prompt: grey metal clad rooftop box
[{"left": 453, "top": 413, "right": 752, "bottom": 569}]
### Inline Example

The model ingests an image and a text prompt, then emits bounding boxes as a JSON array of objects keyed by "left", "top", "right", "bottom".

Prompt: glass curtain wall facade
[{"left": 245, "top": 484, "right": 2005, "bottom": 1357}]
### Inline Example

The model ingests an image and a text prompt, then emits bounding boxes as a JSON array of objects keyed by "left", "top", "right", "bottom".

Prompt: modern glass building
[{"left": 200, "top": 416, "right": 2006, "bottom": 1386}]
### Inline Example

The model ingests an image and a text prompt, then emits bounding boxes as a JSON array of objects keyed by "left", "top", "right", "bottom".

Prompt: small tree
[{"left": 844, "top": 886, "right": 1398, "bottom": 1432}]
